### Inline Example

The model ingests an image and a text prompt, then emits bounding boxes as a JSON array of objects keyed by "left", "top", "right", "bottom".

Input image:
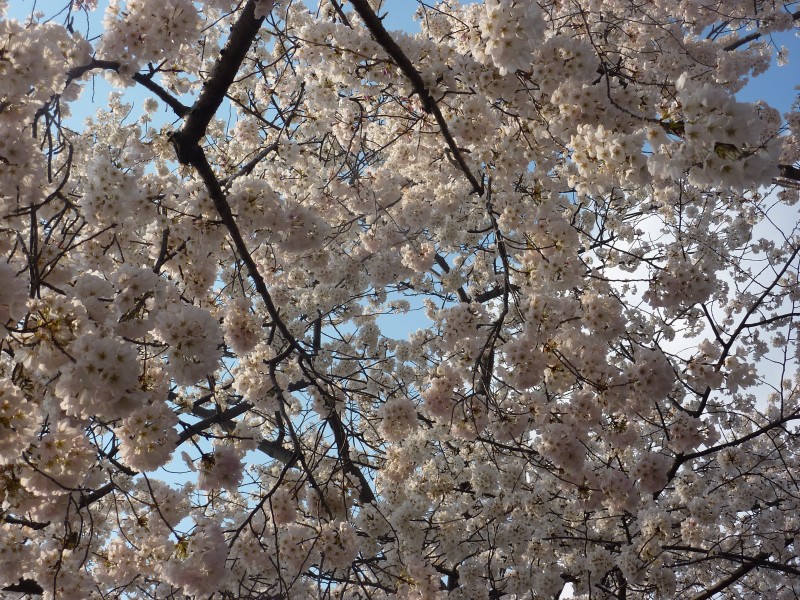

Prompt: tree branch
[
  {"left": 2, "top": 579, "right": 44, "bottom": 596},
  {"left": 171, "top": 0, "right": 272, "bottom": 152},
  {"left": 779, "top": 164, "right": 800, "bottom": 183},
  {"left": 347, "top": 0, "right": 484, "bottom": 195},
  {"left": 67, "top": 59, "right": 190, "bottom": 118},
  {"left": 723, "top": 10, "right": 800, "bottom": 51},
  {"left": 691, "top": 557, "right": 766, "bottom": 599}
]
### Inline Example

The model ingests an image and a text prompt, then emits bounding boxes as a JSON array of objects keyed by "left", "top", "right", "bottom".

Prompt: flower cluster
[
  {"left": 154, "top": 303, "right": 223, "bottom": 385},
  {"left": 0, "top": 18, "right": 90, "bottom": 213},
  {"left": 378, "top": 395, "right": 419, "bottom": 442},
  {"left": 198, "top": 444, "right": 244, "bottom": 492},
  {"left": 232, "top": 341, "right": 281, "bottom": 411},
  {"left": 20, "top": 422, "right": 94, "bottom": 495},
  {"left": 162, "top": 520, "right": 229, "bottom": 597},
  {"left": 0, "top": 381, "right": 37, "bottom": 466},
  {"left": 317, "top": 521, "right": 358, "bottom": 570},
  {"left": 1, "top": 1, "right": 799, "bottom": 598},
  {"left": 649, "top": 73, "right": 781, "bottom": 191},
  {"left": 223, "top": 297, "right": 262, "bottom": 355},
  {"left": 100, "top": 0, "right": 201, "bottom": 76},
  {"left": 0, "top": 262, "right": 28, "bottom": 329},
  {"left": 644, "top": 255, "right": 717, "bottom": 310},
  {"left": 569, "top": 125, "right": 649, "bottom": 196},
  {"left": 115, "top": 399, "right": 179, "bottom": 471},
  {"left": 54, "top": 331, "right": 144, "bottom": 420},
  {"left": 79, "top": 153, "right": 152, "bottom": 230},
  {"left": 473, "top": 0, "right": 545, "bottom": 75}
]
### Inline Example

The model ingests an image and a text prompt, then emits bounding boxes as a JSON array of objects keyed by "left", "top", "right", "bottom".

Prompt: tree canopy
[{"left": 2, "top": 0, "right": 800, "bottom": 598}]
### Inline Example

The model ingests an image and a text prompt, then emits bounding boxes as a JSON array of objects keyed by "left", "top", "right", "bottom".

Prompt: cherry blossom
[{"left": 1, "top": 0, "right": 800, "bottom": 598}]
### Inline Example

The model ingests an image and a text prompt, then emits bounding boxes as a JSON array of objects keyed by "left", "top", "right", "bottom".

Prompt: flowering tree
[{"left": 2, "top": 0, "right": 800, "bottom": 597}]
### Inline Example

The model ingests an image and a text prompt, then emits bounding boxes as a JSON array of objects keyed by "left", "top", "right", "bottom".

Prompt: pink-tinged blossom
[
  {"left": 0, "top": 380, "right": 37, "bottom": 466},
  {"left": 20, "top": 422, "right": 94, "bottom": 495},
  {"left": 632, "top": 452, "right": 672, "bottom": 495},
  {"left": 0, "top": 262, "right": 28, "bottom": 328},
  {"left": 378, "top": 395, "right": 419, "bottom": 442},
  {"left": 198, "top": 444, "right": 244, "bottom": 492},
  {"left": 162, "top": 520, "right": 229, "bottom": 597},
  {"left": 116, "top": 399, "right": 179, "bottom": 471},
  {"left": 154, "top": 303, "right": 223, "bottom": 385},
  {"left": 100, "top": 0, "right": 201, "bottom": 75},
  {"left": 223, "top": 297, "right": 262, "bottom": 355},
  {"left": 473, "top": 0, "right": 545, "bottom": 75},
  {"left": 55, "top": 331, "right": 144, "bottom": 420},
  {"left": 1, "top": 1, "right": 799, "bottom": 598}
]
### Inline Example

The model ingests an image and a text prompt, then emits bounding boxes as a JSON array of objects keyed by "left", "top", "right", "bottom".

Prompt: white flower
[
  {"left": 116, "top": 400, "right": 179, "bottom": 471},
  {"left": 198, "top": 444, "right": 244, "bottom": 492},
  {"left": 154, "top": 303, "right": 223, "bottom": 385},
  {"left": 0, "top": 381, "right": 37, "bottom": 465},
  {"left": 0, "top": 262, "right": 28, "bottom": 328}
]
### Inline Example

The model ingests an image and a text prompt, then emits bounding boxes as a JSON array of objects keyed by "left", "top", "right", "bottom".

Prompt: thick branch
[
  {"left": 171, "top": 0, "right": 270, "bottom": 152},
  {"left": 180, "top": 400, "right": 296, "bottom": 464},
  {"left": 164, "top": 0, "right": 377, "bottom": 505},
  {"left": 180, "top": 143, "right": 303, "bottom": 351},
  {"left": 177, "top": 401, "right": 254, "bottom": 444},
  {"left": 167, "top": 2, "right": 302, "bottom": 353},
  {"left": 348, "top": 0, "right": 484, "bottom": 195},
  {"left": 779, "top": 164, "right": 800, "bottom": 183},
  {"left": 3, "top": 579, "right": 44, "bottom": 596},
  {"left": 2, "top": 515, "right": 48, "bottom": 530}
]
